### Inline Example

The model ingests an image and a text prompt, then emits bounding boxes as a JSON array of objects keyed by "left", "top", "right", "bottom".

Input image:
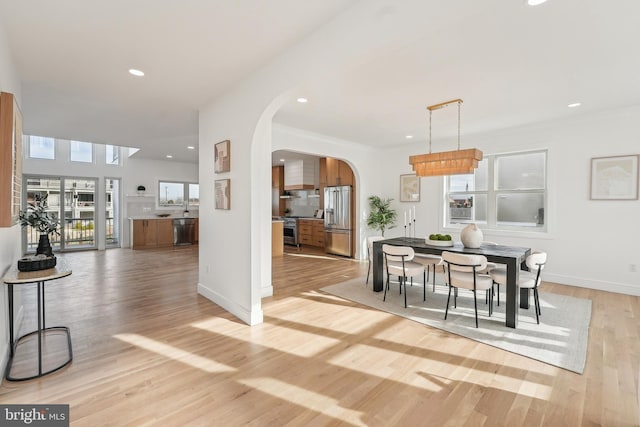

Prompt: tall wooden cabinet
[
  {"left": 318, "top": 157, "right": 356, "bottom": 257},
  {"left": 272, "top": 166, "right": 286, "bottom": 216}
]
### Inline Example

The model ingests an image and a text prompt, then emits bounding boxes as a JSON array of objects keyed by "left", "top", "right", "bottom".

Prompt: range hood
[{"left": 284, "top": 159, "right": 317, "bottom": 191}]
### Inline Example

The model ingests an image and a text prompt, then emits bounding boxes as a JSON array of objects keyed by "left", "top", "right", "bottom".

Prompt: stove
[{"left": 283, "top": 217, "right": 298, "bottom": 246}]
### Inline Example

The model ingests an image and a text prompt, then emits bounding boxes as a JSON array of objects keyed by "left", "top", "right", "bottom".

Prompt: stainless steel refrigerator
[{"left": 324, "top": 185, "right": 351, "bottom": 256}]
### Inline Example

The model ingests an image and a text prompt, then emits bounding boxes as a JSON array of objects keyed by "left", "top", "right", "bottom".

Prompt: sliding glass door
[{"left": 24, "top": 175, "right": 98, "bottom": 252}]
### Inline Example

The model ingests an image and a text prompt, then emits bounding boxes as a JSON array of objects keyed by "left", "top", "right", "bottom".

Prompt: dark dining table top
[{"left": 374, "top": 237, "right": 531, "bottom": 263}]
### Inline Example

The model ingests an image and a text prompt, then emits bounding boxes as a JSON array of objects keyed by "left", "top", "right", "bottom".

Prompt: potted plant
[
  {"left": 367, "top": 195, "right": 397, "bottom": 237},
  {"left": 18, "top": 193, "right": 60, "bottom": 256}
]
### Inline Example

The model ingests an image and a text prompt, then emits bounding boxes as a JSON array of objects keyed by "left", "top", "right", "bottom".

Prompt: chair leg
[
  {"left": 366, "top": 259, "right": 371, "bottom": 285},
  {"left": 383, "top": 274, "right": 389, "bottom": 302},
  {"left": 497, "top": 283, "right": 500, "bottom": 306},
  {"left": 473, "top": 290, "right": 479, "bottom": 328},
  {"left": 445, "top": 285, "right": 453, "bottom": 320},
  {"left": 534, "top": 288, "right": 541, "bottom": 324},
  {"left": 423, "top": 271, "right": 426, "bottom": 301},
  {"left": 404, "top": 278, "right": 407, "bottom": 308},
  {"left": 454, "top": 288, "right": 458, "bottom": 308}
]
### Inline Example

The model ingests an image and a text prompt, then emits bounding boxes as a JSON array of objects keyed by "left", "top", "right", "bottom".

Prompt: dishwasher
[{"left": 173, "top": 218, "right": 196, "bottom": 245}]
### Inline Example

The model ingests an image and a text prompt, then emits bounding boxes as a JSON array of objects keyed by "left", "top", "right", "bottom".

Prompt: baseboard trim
[
  {"left": 197, "top": 283, "right": 263, "bottom": 325},
  {"left": 544, "top": 273, "right": 640, "bottom": 296}
]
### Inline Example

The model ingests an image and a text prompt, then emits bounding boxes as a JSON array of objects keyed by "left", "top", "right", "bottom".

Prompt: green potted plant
[
  {"left": 18, "top": 194, "right": 60, "bottom": 256},
  {"left": 367, "top": 195, "right": 397, "bottom": 237}
]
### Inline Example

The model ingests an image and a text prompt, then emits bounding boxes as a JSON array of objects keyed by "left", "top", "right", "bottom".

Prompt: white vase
[{"left": 460, "top": 223, "right": 483, "bottom": 248}]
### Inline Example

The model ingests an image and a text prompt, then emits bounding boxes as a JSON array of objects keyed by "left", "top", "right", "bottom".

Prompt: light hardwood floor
[{"left": 1, "top": 246, "right": 638, "bottom": 426}]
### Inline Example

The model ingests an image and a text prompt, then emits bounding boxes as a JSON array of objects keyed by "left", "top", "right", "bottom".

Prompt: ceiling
[{"left": 2, "top": 1, "right": 639, "bottom": 164}]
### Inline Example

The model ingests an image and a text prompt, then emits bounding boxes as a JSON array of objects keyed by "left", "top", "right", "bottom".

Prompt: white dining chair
[
  {"left": 490, "top": 251, "right": 547, "bottom": 324},
  {"left": 441, "top": 251, "right": 494, "bottom": 328},
  {"left": 413, "top": 253, "right": 442, "bottom": 292},
  {"left": 382, "top": 244, "right": 426, "bottom": 308}
]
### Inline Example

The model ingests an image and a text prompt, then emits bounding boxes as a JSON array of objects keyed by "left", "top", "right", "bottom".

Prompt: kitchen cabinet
[
  {"left": 131, "top": 218, "right": 182, "bottom": 249},
  {"left": 298, "top": 218, "right": 324, "bottom": 248},
  {"left": 156, "top": 219, "right": 174, "bottom": 247},
  {"left": 272, "top": 166, "right": 286, "bottom": 216},
  {"left": 322, "top": 157, "right": 353, "bottom": 187},
  {"left": 132, "top": 219, "right": 157, "bottom": 248}
]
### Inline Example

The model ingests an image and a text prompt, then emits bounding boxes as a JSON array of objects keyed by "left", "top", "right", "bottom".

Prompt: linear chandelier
[{"left": 409, "top": 99, "right": 483, "bottom": 177}]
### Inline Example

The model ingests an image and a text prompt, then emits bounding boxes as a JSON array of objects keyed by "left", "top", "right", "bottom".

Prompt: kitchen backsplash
[{"left": 286, "top": 190, "right": 320, "bottom": 217}]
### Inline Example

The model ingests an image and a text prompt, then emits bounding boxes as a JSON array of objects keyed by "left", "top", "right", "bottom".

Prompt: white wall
[{"left": 0, "top": 21, "right": 24, "bottom": 382}]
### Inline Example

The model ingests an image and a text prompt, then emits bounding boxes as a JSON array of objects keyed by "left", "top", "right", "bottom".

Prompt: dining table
[{"left": 372, "top": 237, "right": 532, "bottom": 328}]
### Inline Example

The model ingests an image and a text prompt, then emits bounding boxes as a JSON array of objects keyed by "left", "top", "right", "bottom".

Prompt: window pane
[
  {"left": 106, "top": 145, "right": 120, "bottom": 165},
  {"left": 496, "top": 193, "right": 544, "bottom": 227},
  {"left": 448, "top": 194, "right": 487, "bottom": 225},
  {"left": 29, "top": 136, "right": 55, "bottom": 159},
  {"left": 159, "top": 182, "right": 184, "bottom": 205},
  {"left": 448, "top": 159, "right": 488, "bottom": 192},
  {"left": 496, "top": 152, "right": 545, "bottom": 190},
  {"left": 188, "top": 183, "right": 200, "bottom": 206},
  {"left": 70, "top": 140, "right": 93, "bottom": 163}
]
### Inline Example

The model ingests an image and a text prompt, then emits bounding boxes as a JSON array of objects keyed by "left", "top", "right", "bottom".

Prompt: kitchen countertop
[{"left": 128, "top": 215, "right": 199, "bottom": 220}]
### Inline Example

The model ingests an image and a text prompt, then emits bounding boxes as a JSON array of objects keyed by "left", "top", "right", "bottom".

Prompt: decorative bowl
[
  {"left": 18, "top": 255, "right": 57, "bottom": 272},
  {"left": 155, "top": 213, "right": 171, "bottom": 218},
  {"left": 426, "top": 239, "right": 454, "bottom": 247}
]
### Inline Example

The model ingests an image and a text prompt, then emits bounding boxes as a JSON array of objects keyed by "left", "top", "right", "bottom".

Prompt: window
[
  {"left": 446, "top": 150, "right": 546, "bottom": 231},
  {"left": 158, "top": 181, "right": 199, "bottom": 207},
  {"left": 70, "top": 140, "right": 93, "bottom": 163},
  {"left": 105, "top": 145, "right": 120, "bottom": 165},
  {"left": 29, "top": 136, "right": 55, "bottom": 159}
]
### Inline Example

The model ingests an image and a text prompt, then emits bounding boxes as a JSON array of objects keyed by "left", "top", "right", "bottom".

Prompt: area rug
[{"left": 321, "top": 277, "right": 591, "bottom": 374}]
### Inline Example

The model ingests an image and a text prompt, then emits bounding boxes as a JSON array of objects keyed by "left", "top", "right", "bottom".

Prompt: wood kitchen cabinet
[
  {"left": 321, "top": 157, "right": 354, "bottom": 187},
  {"left": 272, "top": 166, "right": 286, "bottom": 216},
  {"left": 156, "top": 219, "right": 174, "bottom": 247},
  {"left": 132, "top": 219, "right": 174, "bottom": 249},
  {"left": 298, "top": 218, "right": 324, "bottom": 248},
  {"left": 132, "top": 219, "right": 157, "bottom": 248}
]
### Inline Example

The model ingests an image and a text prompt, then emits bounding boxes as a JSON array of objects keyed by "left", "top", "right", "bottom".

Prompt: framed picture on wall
[
  {"left": 215, "top": 179, "right": 230, "bottom": 209},
  {"left": 400, "top": 174, "right": 420, "bottom": 202},
  {"left": 214, "top": 139, "right": 231, "bottom": 173},
  {"left": 590, "top": 154, "right": 639, "bottom": 200}
]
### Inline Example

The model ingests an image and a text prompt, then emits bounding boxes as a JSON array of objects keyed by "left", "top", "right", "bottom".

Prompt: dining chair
[
  {"left": 413, "top": 254, "right": 442, "bottom": 292},
  {"left": 365, "top": 236, "right": 386, "bottom": 285},
  {"left": 489, "top": 251, "right": 547, "bottom": 324},
  {"left": 441, "top": 251, "right": 494, "bottom": 328},
  {"left": 382, "top": 244, "right": 426, "bottom": 308}
]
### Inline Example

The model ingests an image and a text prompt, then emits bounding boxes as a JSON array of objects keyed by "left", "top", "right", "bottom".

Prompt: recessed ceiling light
[
  {"left": 187, "top": 146, "right": 195, "bottom": 150},
  {"left": 527, "top": 0, "right": 548, "bottom": 5},
  {"left": 279, "top": 158, "right": 286, "bottom": 162},
  {"left": 296, "top": 98, "right": 308, "bottom": 103},
  {"left": 568, "top": 102, "right": 582, "bottom": 108},
  {"left": 406, "top": 135, "right": 413, "bottom": 139},
  {"left": 129, "top": 69, "right": 145, "bottom": 77},
  {"left": 166, "top": 154, "right": 173, "bottom": 159}
]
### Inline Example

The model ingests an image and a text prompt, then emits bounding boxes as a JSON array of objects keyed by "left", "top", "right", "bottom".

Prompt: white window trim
[{"left": 443, "top": 149, "right": 548, "bottom": 235}]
